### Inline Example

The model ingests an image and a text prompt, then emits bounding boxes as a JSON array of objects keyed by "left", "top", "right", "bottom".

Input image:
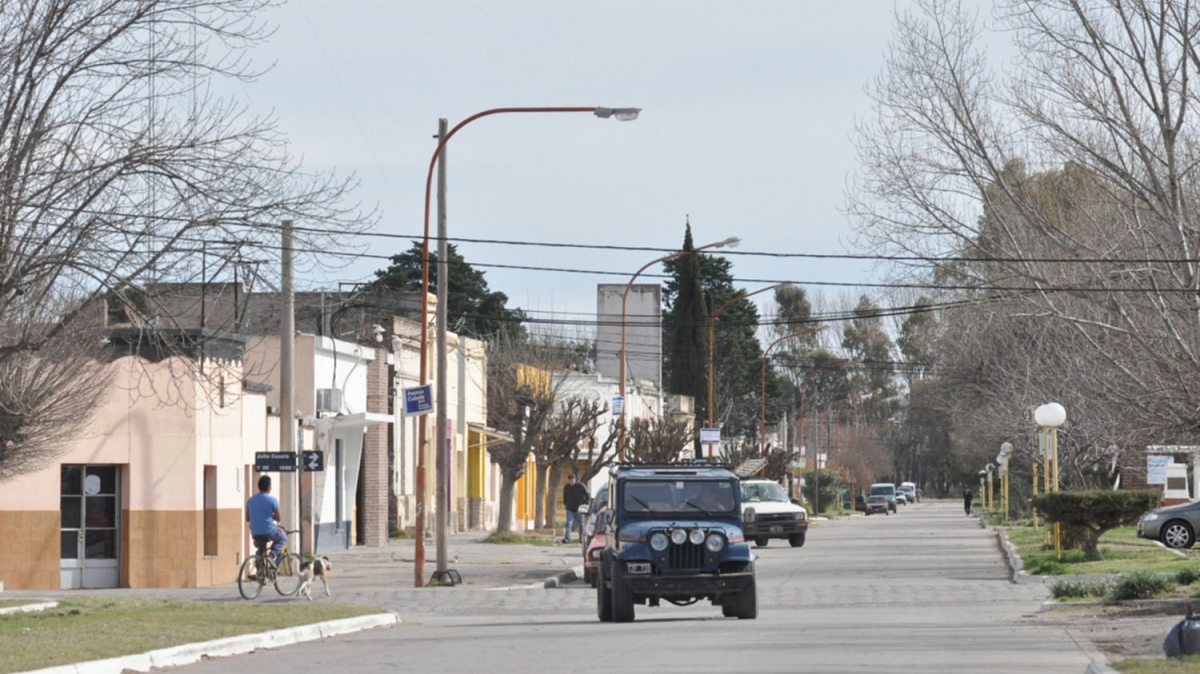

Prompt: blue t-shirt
[{"left": 246, "top": 492, "right": 280, "bottom": 536}]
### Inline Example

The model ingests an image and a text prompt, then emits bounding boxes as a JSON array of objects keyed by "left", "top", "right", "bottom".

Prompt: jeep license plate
[
  {"left": 769, "top": 526, "right": 782, "bottom": 533},
  {"left": 627, "top": 563, "right": 650, "bottom": 574}
]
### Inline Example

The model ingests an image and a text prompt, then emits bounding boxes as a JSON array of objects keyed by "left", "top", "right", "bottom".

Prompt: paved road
[{"left": 171, "top": 501, "right": 1104, "bottom": 673}]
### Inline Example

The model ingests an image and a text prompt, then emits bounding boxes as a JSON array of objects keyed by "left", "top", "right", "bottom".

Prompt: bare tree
[
  {"left": 626, "top": 416, "right": 692, "bottom": 463},
  {"left": 0, "top": 1, "right": 370, "bottom": 478},
  {"left": 536, "top": 396, "right": 609, "bottom": 529}
]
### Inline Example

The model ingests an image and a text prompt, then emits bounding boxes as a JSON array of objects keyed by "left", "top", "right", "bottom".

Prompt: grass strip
[
  {"left": 0, "top": 596, "right": 380, "bottom": 673},
  {"left": 480, "top": 531, "right": 555, "bottom": 546},
  {"left": 1115, "top": 655, "right": 1200, "bottom": 672},
  {"left": 1006, "top": 525, "right": 1196, "bottom": 576}
]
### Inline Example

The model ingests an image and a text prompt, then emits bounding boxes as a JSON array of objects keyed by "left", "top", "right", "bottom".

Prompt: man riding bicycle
[{"left": 246, "top": 475, "right": 287, "bottom": 565}]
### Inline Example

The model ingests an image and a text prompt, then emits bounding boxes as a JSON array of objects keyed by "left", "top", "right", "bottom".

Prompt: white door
[{"left": 61, "top": 465, "right": 120, "bottom": 589}]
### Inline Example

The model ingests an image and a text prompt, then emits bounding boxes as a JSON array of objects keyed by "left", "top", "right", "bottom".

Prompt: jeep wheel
[
  {"left": 755, "top": 537, "right": 769, "bottom": 547},
  {"left": 789, "top": 533, "right": 805, "bottom": 548},
  {"left": 596, "top": 560, "right": 613, "bottom": 622},
  {"left": 610, "top": 561, "right": 635, "bottom": 623},
  {"left": 735, "top": 575, "right": 757, "bottom": 619}
]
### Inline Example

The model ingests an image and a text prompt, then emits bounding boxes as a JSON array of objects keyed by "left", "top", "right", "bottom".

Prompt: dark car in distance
[{"left": 865, "top": 495, "right": 890, "bottom": 516}]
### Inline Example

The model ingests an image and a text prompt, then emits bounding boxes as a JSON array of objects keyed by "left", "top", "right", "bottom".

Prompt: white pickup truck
[{"left": 740, "top": 479, "right": 808, "bottom": 547}]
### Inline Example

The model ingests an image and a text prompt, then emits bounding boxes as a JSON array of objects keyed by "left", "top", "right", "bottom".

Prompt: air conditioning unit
[{"left": 316, "top": 388, "right": 343, "bottom": 414}]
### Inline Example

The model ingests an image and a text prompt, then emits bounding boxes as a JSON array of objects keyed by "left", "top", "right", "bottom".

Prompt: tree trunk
[
  {"left": 544, "top": 462, "right": 565, "bottom": 530},
  {"left": 533, "top": 462, "right": 547, "bottom": 531},
  {"left": 496, "top": 472, "right": 519, "bottom": 534}
]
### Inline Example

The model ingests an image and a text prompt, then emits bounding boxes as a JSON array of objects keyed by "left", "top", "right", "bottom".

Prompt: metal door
[{"left": 60, "top": 465, "right": 120, "bottom": 589}]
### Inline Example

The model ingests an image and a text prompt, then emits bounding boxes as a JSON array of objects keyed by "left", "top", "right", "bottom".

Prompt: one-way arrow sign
[{"left": 302, "top": 450, "right": 325, "bottom": 472}]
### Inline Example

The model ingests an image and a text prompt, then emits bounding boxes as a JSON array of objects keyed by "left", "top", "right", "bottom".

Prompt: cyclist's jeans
[{"left": 253, "top": 527, "right": 288, "bottom": 565}]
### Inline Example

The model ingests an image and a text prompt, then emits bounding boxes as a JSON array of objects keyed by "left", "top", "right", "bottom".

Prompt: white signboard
[
  {"left": 611, "top": 396, "right": 624, "bottom": 417},
  {"left": 1146, "top": 455, "right": 1172, "bottom": 485},
  {"left": 699, "top": 427, "right": 721, "bottom": 444}
]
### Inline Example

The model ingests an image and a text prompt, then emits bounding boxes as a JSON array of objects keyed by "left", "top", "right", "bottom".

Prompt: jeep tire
[
  {"left": 735, "top": 574, "right": 757, "bottom": 619},
  {"left": 789, "top": 533, "right": 805, "bottom": 547},
  {"left": 610, "top": 561, "right": 635, "bottom": 622},
  {"left": 596, "top": 559, "right": 613, "bottom": 622}
]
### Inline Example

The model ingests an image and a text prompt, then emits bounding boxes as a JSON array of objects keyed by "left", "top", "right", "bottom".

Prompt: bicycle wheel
[
  {"left": 274, "top": 552, "right": 305, "bottom": 596},
  {"left": 237, "top": 556, "right": 265, "bottom": 600}
]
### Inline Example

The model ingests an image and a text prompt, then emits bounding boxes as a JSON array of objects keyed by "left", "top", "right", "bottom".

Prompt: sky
[{"left": 234, "top": 0, "right": 951, "bottom": 337}]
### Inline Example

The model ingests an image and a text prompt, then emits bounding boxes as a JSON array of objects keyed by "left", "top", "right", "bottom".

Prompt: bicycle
[{"left": 238, "top": 529, "right": 304, "bottom": 600}]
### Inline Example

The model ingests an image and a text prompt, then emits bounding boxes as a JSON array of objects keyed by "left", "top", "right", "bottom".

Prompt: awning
[{"left": 467, "top": 422, "right": 514, "bottom": 444}]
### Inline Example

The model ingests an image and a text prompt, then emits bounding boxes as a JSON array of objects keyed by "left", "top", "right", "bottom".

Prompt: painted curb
[
  {"left": 15, "top": 612, "right": 399, "bottom": 674},
  {"left": 0, "top": 601, "right": 57, "bottom": 615},
  {"left": 994, "top": 526, "right": 1027, "bottom": 584},
  {"left": 543, "top": 565, "right": 582, "bottom": 588}
]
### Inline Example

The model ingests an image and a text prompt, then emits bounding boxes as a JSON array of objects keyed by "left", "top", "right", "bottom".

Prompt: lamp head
[
  {"left": 1033, "top": 402, "right": 1067, "bottom": 427},
  {"left": 372, "top": 324, "right": 385, "bottom": 343},
  {"left": 594, "top": 107, "right": 641, "bottom": 121},
  {"left": 718, "top": 236, "right": 741, "bottom": 249}
]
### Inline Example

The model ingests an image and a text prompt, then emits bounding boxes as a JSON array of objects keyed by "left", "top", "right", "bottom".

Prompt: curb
[
  {"left": 543, "top": 565, "right": 582, "bottom": 589},
  {"left": 16, "top": 612, "right": 399, "bottom": 674},
  {"left": 0, "top": 600, "right": 57, "bottom": 615},
  {"left": 993, "top": 526, "right": 1028, "bottom": 584}
]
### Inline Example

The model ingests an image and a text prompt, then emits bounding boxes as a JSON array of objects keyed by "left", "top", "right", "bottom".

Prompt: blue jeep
[{"left": 596, "top": 461, "right": 757, "bottom": 622}]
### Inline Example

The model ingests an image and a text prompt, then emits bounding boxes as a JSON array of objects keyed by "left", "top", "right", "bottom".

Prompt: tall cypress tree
[{"left": 662, "top": 225, "right": 709, "bottom": 443}]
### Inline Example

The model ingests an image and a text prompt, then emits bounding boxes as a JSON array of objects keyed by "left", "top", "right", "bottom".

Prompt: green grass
[
  {"left": 1006, "top": 525, "right": 1198, "bottom": 576},
  {"left": 0, "top": 596, "right": 381, "bottom": 673},
  {"left": 1115, "top": 655, "right": 1200, "bottom": 672},
  {"left": 480, "top": 531, "right": 555, "bottom": 546},
  {"left": 1050, "top": 579, "right": 1111, "bottom": 600}
]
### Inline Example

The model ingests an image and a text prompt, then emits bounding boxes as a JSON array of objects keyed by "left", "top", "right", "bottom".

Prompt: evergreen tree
[
  {"left": 663, "top": 226, "right": 709, "bottom": 442},
  {"left": 368, "top": 241, "right": 526, "bottom": 340}
]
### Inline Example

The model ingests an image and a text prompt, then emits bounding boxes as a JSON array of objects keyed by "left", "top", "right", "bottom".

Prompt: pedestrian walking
[
  {"left": 562, "top": 474, "right": 589, "bottom": 543},
  {"left": 963, "top": 488, "right": 973, "bottom": 516}
]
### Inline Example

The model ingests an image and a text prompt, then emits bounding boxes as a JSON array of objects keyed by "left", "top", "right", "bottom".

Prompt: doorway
[{"left": 60, "top": 465, "right": 120, "bottom": 589}]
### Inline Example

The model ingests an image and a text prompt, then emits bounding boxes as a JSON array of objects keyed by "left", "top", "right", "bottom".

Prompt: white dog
[{"left": 297, "top": 556, "right": 332, "bottom": 600}]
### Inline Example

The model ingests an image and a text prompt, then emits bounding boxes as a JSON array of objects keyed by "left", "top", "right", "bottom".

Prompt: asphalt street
[{"left": 167, "top": 501, "right": 1107, "bottom": 673}]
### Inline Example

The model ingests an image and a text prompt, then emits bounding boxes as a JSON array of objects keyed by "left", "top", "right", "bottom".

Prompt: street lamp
[
  {"left": 1034, "top": 402, "right": 1066, "bottom": 559},
  {"left": 417, "top": 105, "right": 640, "bottom": 588},
  {"left": 706, "top": 284, "right": 785, "bottom": 449},
  {"left": 985, "top": 463, "right": 995, "bottom": 512},
  {"left": 997, "top": 442, "right": 1013, "bottom": 523},
  {"left": 618, "top": 236, "right": 740, "bottom": 459},
  {"left": 978, "top": 470, "right": 986, "bottom": 514},
  {"left": 759, "top": 328, "right": 824, "bottom": 454}
]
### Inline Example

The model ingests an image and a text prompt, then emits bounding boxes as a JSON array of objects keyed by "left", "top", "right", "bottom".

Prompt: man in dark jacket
[{"left": 563, "top": 474, "right": 589, "bottom": 543}]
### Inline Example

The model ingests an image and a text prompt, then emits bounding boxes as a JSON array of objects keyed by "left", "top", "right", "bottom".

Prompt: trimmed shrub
[
  {"left": 1109, "top": 571, "right": 1174, "bottom": 601},
  {"left": 1177, "top": 568, "right": 1200, "bottom": 586},
  {"left": 1051, "top": 579, "right": 1110, "bottom": 600},
  {"left": 1032, "top": 489, "right": 1161, "bottom": 560}
]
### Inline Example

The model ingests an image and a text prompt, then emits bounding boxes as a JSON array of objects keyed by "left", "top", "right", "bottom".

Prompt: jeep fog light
[
  {"left": 670, "top": 529, "right": 688, "bottom": 545},
  {"left": 688, "top": 529, "right": 705, "bottom": 545},
  {"left": 705, "top": 533, "right": 725, "bottom": 552},
  {"left": 650, "top": 532, "right": 669, "bottom": 551}
]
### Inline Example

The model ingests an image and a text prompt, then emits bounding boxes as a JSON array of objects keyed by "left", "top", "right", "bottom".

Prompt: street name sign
[
  {"left": 255, "top": 452, "right": 297, "bottom": 473},
  {"left": 699, "top": 427, "right": 721, "bottom": 444},
  {"left": 611, "top": 396, "right": 624, "bottom": 417},
  {"left": 404, "top": 385, "right": 434, "bottom": 416}
]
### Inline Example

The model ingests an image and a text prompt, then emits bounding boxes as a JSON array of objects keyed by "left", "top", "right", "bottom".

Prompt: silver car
[{"left": 1137, "top": 501, "right": 1200, "bottom": 549}]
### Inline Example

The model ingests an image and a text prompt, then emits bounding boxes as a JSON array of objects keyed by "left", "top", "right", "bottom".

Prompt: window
[{"left": 204, "top": 465, "right": 218, "bottom": 556}]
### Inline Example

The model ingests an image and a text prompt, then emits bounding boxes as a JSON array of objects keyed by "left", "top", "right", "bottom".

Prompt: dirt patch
[{"left": 1036, "top": 603, "right": 1190, "bottom": 660}]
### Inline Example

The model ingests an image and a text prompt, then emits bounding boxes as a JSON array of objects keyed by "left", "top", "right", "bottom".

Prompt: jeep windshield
[
  {"left": 741, "top": 482, "right": 788, "bottom": 503},
  {"left": 621, "top": 478, "right": 736, "bottom": 514}
]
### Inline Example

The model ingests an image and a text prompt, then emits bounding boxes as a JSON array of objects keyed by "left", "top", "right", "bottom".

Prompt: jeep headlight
[
  {"left": 670, "top": 528, "right": 688, "bottom": 545},
  {"left": 1143, "top": 513, "right": 1160, "bottom": 522},
  {"left": 688, "top": 529, "right": 705, "bottom": 545},
  {"left": 650, "top": 532, "right": 669, "bottom": 551},
  {"left": 705, "top": 533, "right": 725, "bottom": 552}
]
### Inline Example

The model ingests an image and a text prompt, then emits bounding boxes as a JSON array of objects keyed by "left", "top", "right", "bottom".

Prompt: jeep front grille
[{"left": 668, "top": 541, "right": 705, "bottom": 570}]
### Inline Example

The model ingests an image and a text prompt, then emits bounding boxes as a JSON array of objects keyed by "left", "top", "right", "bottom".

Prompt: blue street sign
[
  {"left": 404, "top": 384, "right": 434, "bottom": 416},
  {"left": 612, "top": 396, "right": 624, "bottom": 417}
]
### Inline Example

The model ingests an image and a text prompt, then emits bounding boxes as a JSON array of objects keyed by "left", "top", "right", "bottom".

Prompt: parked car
[
  {"left": 1138, "top": 500, "right": 1200, "bottom": 549},
  {"left": 869, "top": 483, "right": 897, "bottom": 513},
  {"left": 580, "top": 485, "right": 609, "bottom": 554},
  {"left": 596, "top": 461, "right": 756, "bottom": 622},
  {"left": 581, "top": 485, "right": 609, "bottom": 586},
  {"left": 899, "top": 482, "right": 918, "bottom": 503},
  {"left": 740, "top": 479, "right": 808, "bottom": 547},
  {"left": 895, "top": 492, "right": 908, "bottom": 506},
  {"left": 865, "top": 494, "right": 890, "bottom": 516}
]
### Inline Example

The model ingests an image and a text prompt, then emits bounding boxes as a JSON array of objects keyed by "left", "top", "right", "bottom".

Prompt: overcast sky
[{"left": 237, "top": 0, "right": 963, "bottom": 334}]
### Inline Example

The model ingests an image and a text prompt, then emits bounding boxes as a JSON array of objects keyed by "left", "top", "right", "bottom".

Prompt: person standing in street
[
  {"left": 562, "top": 474, "right": 589, "bottom": 544},
  {"left": 963, "top": 488, "right": 973, "bottom": 516}
]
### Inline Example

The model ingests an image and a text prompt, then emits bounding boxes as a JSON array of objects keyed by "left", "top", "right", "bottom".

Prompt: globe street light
[
  {"left": 1033, "top": 402, "right": 1066, "bottom": 558},
  {"left": 618, "top": 236, "right": 740, "bottom": 459},
  {"left": 417, "top": 105, "right": 640, "bottom": 587}
]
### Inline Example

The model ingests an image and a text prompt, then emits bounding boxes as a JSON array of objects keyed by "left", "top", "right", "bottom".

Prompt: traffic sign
[
  {"left": 699, "top": 427, "right": 721, "bottom": 444},
  {"left": 302, "top": 450, "right": 325, "bottom": 472},
  {"left": 403, "top": 385, "right": 433, "bottom": 416},
  {"left": 255, "top": 452, "right": 297, "bottom": 473},
  {"left": 611, "top": 396, "right": 624, "bottom": 417}
]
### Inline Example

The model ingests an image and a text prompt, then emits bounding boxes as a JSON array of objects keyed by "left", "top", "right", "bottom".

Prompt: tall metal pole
[
  {"left": 435, "top": 118, "right": 450, "bottom": 577},
  {"left": 281, "top": 220, "right": 298, "bottom": 552}
]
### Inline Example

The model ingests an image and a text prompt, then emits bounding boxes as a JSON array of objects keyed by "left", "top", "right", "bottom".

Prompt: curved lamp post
[
  {"left": 985, "top": 463, "right": 996, "bottom": 512},
  {"left": 416, "top": 105, "right": 640, "bottom": 587},
  {"left": 997, "top": 442, "right": 1013, "bottom": 522},
  {"left": 617, "top": 237, "right": 740, "bottom": 459},
  {"left": 759, "top": 328, "right": 823, "bottom": 454},
  {"left": 1034, "top": 402, "right": 1066, "bottom": 558}
]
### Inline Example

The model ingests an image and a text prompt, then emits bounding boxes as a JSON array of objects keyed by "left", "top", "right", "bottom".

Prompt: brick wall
[{"left": 361, "top": 346, "right": 389, "bottom": 546}]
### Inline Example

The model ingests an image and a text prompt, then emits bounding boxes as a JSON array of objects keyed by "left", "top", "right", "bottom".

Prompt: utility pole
[
  {"left": 281, "top": 219, "right": 298, "bottom": 552},
  {"left": 435, "top": 118, "right": 452, "bottom": 581}
]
